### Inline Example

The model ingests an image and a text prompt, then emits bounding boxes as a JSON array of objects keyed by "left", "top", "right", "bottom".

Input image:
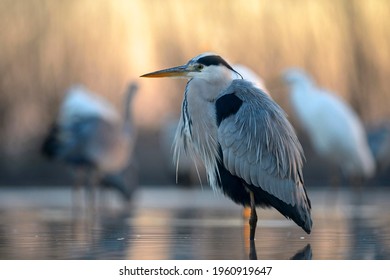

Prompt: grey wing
[{"left": 217, "top": 83, "right": 308, "bottom": 208}]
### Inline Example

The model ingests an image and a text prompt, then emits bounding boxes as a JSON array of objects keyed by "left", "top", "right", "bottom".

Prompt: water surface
[{"left": 0, "top": 186, "right": 389, "bottom": 260}]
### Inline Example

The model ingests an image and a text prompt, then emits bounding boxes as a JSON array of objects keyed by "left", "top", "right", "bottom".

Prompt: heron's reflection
[
  {"left": 249, "top": 240, "right": 257, "bottom": 260},
  {"left": 242, "top": 207, "right": 312, "bottom": 260},
  {"left": 248, "top": 241, "right": 312, "bottom": 260},
  {"left": 290, "top": 244, "right": 312, "bottom": 260}
]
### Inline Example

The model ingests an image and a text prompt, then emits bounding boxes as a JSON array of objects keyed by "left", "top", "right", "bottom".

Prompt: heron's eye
[{"left": 195, "top": 64, "right": 204, "bottom": 71}]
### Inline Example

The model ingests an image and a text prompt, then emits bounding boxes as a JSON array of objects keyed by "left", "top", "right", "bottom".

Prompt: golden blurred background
[{"left": 0, "top": 0, "right": 389, "bottom": 185}]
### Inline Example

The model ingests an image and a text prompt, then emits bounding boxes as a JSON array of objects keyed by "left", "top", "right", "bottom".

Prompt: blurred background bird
[
  {"left": 283, "top": 68, "right": 376, "bottom": 184},
  {"left": 41, "top": 82, "right": 139, "bottom": 207},
  {"left": 367, "top": 121, "right": 390, "bottom": 174},
  {"left": 232, "top": 64, "right": 268, "bottom": 95}
]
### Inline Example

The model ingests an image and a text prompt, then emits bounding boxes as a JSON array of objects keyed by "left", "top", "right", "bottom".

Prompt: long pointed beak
[{"left": 141, "top": 65, "right": 191, "bottom": 78}]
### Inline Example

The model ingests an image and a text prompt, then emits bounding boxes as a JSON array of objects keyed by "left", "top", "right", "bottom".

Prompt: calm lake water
[{"left": 0, "top": 185, "right": 389, "bottom": 260}]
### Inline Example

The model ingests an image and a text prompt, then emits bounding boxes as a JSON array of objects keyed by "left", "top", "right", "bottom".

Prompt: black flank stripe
[{"left": 215, "top": 93, "right": 243, "bottom": 126}]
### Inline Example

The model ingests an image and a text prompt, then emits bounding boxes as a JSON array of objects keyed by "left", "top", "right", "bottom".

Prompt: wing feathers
[{"left": 217, "top": 80, "right": 309, "bottom": 210}]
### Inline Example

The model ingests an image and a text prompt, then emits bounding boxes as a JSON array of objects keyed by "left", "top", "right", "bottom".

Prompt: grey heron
[
  {"left": 42, "top": 82, "right": 138, "bottom": 205},
  {"left": 283, "top": 68, "right": 376, "bottom": 181},
  {"left": 160, "top": 64, "right": 268, "bottom": 187},
  {"left": 142, "top": 53, "right": 312, "bottom": 240}
]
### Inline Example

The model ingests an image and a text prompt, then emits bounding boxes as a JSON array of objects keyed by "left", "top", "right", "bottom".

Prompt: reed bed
[{"left": 0, "top": 0, "right": 389, "bottom": 163}]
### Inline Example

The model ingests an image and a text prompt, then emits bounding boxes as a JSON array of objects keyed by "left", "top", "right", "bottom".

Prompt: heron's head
[
  {"left": 141, "top": 53, "right": 242, "bottom": 83},
  {"left": 282, "top": 68, "right": 313, "bottom": 87}
]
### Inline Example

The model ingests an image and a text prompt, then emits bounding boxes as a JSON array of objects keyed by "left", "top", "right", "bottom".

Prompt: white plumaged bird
[
  {"left": 232, "top": 64, "right": 268, "bottom": 94},
  {"left": 283, "top": 68, "right": 376, "bottom": 180},
  {"left": 58, "top": 85, "right": 120, "bottom": 125}
]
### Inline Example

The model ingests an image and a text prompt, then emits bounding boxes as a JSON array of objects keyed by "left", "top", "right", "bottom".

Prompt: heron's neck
[
  {"left": 181, "top": 80, "right": 222, "bottom": 191},
  {"left": 289, "top": 81, "right": 317, "bottom": 132},
  {"left": 122, "top": 93, "right": 134, "bottom": 133},
  {"left": 297, "top": 78, "right": 315, "bottom": 91},
  {"left": 291, "top": 81, "right": 315, "bottom": 99},
  {"left": 189, "top": 75, "right": 232, "bottom": 102}
]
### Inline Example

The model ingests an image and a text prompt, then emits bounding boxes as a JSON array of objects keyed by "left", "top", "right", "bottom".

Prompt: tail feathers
[
  {"left": 217, "top": 162, "right": 312, "bottom": 234},
  {"left": 251, "top": 184, "right": 312, "bottom": 234}
]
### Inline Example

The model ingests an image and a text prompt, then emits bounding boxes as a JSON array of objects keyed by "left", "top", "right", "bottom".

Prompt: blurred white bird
[
  {"left": 283, "top": 68, "right": 376, "bottom": 180},
  {"left": 42, "top": 83, "right": 138, "bottom": 204},
  {"left": 232, "top": 64, "right": 269, "bottom": 95}
]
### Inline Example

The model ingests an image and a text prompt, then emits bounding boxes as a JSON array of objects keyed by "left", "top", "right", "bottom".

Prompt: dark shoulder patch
[
  {"left": 215, "top": 93, "right": 243, "bottom": 126},
  {"left": 197, "top": 55, "right": 235, "bottom": 71}
]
